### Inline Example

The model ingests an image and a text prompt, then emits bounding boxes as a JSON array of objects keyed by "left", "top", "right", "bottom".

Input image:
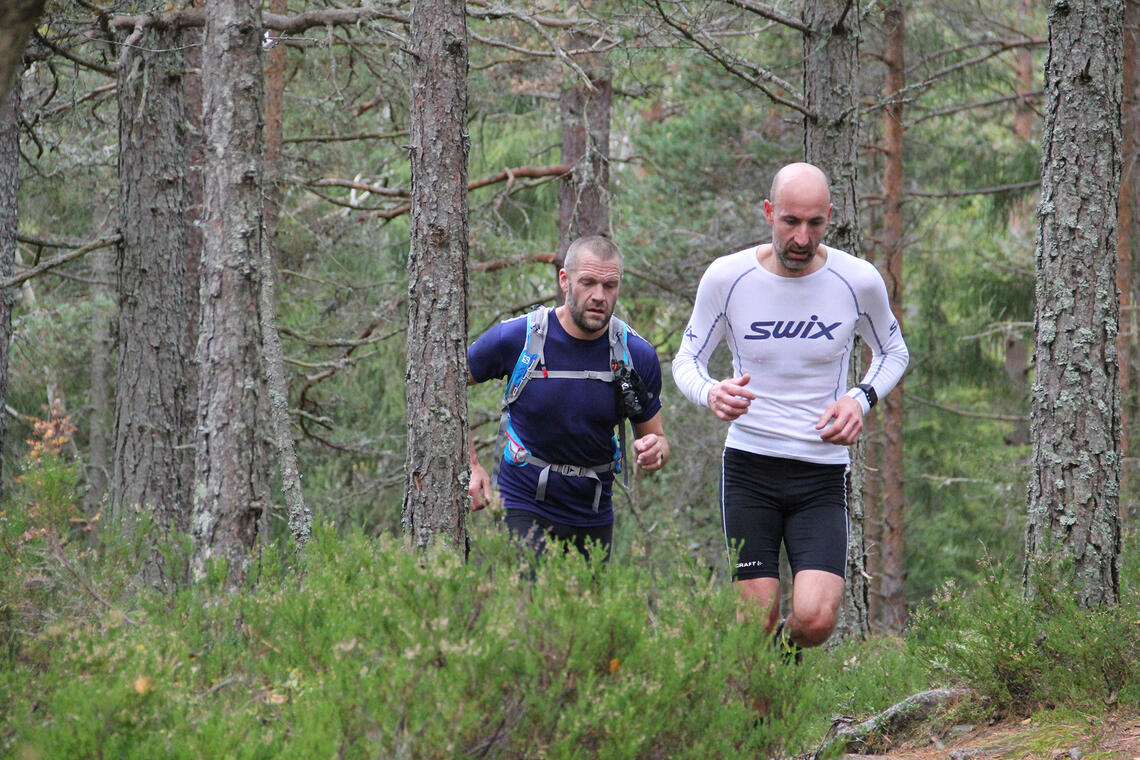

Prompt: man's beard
[
  {"left": 567, "top": 290, "right": 613, "bottom": 334},
  {"left": 774, "top": 239, "right": 814, "bottom": 271}
]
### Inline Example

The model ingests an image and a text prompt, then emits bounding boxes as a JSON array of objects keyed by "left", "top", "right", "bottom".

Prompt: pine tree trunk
[
  {"left": 260, "top": 7, "right": 309, "bottom": 548},
  {"left": 113, "top": 27, "right": 197, "bottom": 586},
  {"left": 1118, "top": 0, "right": 1140, "bottom": 467},
  {"left": 556, "top": 44, "right": 612, "bottom": 296},
  {"left": 802, "top": 0, "right": 859, "bottom": 258},
  {"left": 86, "top": 244, "right": 113, "bottom": 514},
  {"left": 878, "top": 0, "right": 907, "bottom": 634},
  {"left": 0, "top": 0, "right": 43, "bottom": 112},
  {"left": 192, "top": 0, "right": 268, "bottom": 587},
  {"left": 1004, "top": 0, "right": 1036, "bottom": 449},
  {"left": 1026, "top": 0, "right": 1123, "bottom": 608},
  {"left": 402, "top": 0, "right": 471, "bottom": 550},
  {"left": 0, "top": 84, "right": 17, "bottom": 499},
  {"left": 802, "top": 0, "right": 868, "bottom": 641}
]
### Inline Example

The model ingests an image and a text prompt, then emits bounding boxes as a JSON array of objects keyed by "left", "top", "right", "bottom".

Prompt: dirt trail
[{"left": 844, "top": 713, "right": 1140, "bottom": 760}]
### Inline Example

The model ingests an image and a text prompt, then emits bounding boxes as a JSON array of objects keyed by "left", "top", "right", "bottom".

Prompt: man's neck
[
  {"left": 554, "top": 304, "right": 607, "bottom": 340},
  {"left": 755, "top": 243, "right": 828, "bottom": 278}
]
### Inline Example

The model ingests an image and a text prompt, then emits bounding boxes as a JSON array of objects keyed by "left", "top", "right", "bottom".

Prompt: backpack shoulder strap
[
  {"left": 607, "top": 315, "right": 634, "bottom": 491},
  {"left": 503, "top": 307, "right": 549, "bottom": 405},
  {"left": 607, "top": 315, "right": 631, "bottom": 367}
]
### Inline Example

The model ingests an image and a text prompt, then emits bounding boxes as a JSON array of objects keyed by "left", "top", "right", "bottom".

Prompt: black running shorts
[
  {"left": 720, "top": 447, "right": 849, "bottom": 582},
  {"left": 505, "top": 509, "right": 613, "bottom": 562}
]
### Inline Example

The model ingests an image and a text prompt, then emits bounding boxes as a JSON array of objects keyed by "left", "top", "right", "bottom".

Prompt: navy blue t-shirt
[{"left": 469, "top": 308, "right": 663, "bottom": 527}]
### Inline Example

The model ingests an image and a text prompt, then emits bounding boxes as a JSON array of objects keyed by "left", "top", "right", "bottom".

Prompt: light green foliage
[
  {"left": 4, "top": 511, "right": 1137, "bottom": 757},
  {"left": 3, "top": 522, "right": 841, "bottom": 759},
  {"left": 903, "top": 197, "right": 1036, "bottom": 598},
  {"left": 911, "top": 548, "right": 1140, "bottom": 715}
]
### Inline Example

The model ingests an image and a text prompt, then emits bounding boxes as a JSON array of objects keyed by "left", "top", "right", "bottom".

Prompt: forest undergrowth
[{"left": 2, "top": 453, "right": 1139, "bottom": 760}]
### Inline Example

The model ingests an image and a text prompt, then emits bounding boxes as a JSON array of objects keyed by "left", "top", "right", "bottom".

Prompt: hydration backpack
[{"left": 493, "top": 307, "right": 636, "bottom": 511}]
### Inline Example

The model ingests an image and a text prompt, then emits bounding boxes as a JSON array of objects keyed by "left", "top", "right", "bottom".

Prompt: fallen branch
[{"left": 817, "top": 687, "right": 977, "bottom": 757}]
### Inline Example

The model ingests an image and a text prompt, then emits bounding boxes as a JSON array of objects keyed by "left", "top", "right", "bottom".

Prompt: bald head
[
  {"left": 564, "top": 235, "right": 622, "bottom": 274},
  {"left": 762, "top": 162, "right": 833, "bottom": 276},
  {"left": 769, "top": 163, "right": 831, "bottom": 208}
]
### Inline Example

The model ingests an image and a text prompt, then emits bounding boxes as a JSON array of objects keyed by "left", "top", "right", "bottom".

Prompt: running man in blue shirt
[{"left": 467, "top": 236, "right": 669, "bottom": 560}]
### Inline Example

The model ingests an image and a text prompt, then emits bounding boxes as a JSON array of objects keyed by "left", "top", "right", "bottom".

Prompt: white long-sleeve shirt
[{"left": 673, "top": 245, "right": 909, "bottom": 465}]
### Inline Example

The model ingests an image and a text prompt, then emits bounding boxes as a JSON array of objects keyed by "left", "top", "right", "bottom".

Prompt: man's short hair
[{"left": 564, "top": 235, "right": 622, "bottom": 273}]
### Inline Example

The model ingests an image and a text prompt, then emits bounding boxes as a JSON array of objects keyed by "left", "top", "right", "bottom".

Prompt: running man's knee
[
  {"left": 790, "top": 611, "right": 837, "bottom": 647},
  {"left": 788, "top": 569, "right": 844, "bottom": 646}
]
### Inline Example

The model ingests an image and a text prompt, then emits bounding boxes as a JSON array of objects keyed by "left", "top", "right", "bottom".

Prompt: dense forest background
[{"left": 3, "top": 0, "right": 1129, "bottom": 621}]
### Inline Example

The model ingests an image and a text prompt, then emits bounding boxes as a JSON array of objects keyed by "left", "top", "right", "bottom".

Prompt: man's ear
[
  {"left": 763, "top": 199, "right": 773, "bottom": 222},
  {"left": 558, "top": 268, "right": 569, "bottom": 293}
]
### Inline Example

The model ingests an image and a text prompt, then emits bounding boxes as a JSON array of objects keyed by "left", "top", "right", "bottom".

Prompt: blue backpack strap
[
  {"left": 608, "top": 315, "right": 631, "bottom": 366},
  {"left": 608, "top": 316, "right": 632, "bottom": 491},
  {"left": 494, "top": 308, "right": 547, "bottom": 483},
  {"left": 504, "top": 307, "right": 548, "bottom": 405}
]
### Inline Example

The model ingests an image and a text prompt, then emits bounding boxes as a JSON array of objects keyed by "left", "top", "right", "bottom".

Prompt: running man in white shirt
[{"left": 672, "top": 163, "right": 909, "bottom": 657}]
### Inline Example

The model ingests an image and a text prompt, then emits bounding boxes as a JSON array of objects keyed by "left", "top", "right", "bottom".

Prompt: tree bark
[
  {"left": 802, "top": 0, "right": 868, "bottom": 641},
  {"left": 113, "top": 26, "right": 197, "bottom": 584},
  {"left": 556, "top": 43, "right": 612, "bottom": 299},
  {"left": 1004, "top": 0, "right": 1037, "bottom": 449},
  {"left": 402, "top": 0, "right": 471, "bottom": 550},
  {"left": 1118, "top": 0, "right": 1140, "bottom": 461},
  {"left": 0, "top": 0, "right": 44, "bottom": 117},
  {"left": 260, "top": 4, "right": 309, "bottom": 548},
  {"left": 191, "top": 0, "right": 269, "bottom": 587},
  {"left": 878, "top": 0, "right": 907, "bottom": 634},
  {"left": 86, "top": 244, "right": 113, "bottom": 514},
  {"left": 0, "top": 84, "right": 18, "bottom": 499},
  {"left": 1025, "top": 0, "right": 1123, "bottom": 608},
  {"left": 802, "top": 0, "right": 860, "bottom": 258}
]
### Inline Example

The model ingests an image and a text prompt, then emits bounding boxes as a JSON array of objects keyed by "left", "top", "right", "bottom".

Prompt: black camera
[{"left": 613, "top": 361, "right": 649, "bottom": 419}]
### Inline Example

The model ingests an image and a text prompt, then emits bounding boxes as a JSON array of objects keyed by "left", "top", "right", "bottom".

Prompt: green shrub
[
  {"left": 2, "top": 522, "right": 853, "bottom": 759},
  {"left": 911, "top": 552, "right": 1140, "bottom": 716}
]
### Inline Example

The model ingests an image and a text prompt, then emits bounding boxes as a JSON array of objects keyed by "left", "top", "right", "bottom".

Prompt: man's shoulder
[
  {"left": 824, "top": 245, "right": 871, "bottom": 269},
  {"left": 824, "top": 246, "right": 884, "bottom": 283},
  {"left": 695, "top": 246, "right": 761, "bottom": 291},
  {"left": 711, "top": 245, "right": 760, "bottom": 273},
  {"left": 496, "top": 309, "right": 540, "bottom": 339},
  {"left": 618, "top": 320, "right": 659, "bottom": 358},
  {"left": 470, "top": 310, "right": 532, "bottom": 355}
]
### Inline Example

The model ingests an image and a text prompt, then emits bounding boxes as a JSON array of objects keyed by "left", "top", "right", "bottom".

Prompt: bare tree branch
[
  {"left": 307, "top": 176, "right": 410, "bottom": 198},
  {"left": 33, "top": 29, "right": 117, "bottom": 77},
  {"left": 371, "top": 163, "right": 572, "bottom": 219},
  {"left": 471, "top": 251, "right": 556, "bottom": 272},
  {"left": 718, "top": 0, "right": 808, "bottom": 32},
  {"left": 468, "top": 29, "right": 623, "bottom": 60},
  {"left": 902, "top": 38, "right": 1047, "bottom": 104},
  {"left": 906, "top": 393, "right": 1024, "bottom": 422},
  {"left": 908, "top": 90, "right": 1044, "bottom": 125},
  {"left": 285, "top": 130, "right": 407, "bottom": 144},
  {"left": 466, "top": 0, "right": 591, "bottom": 29},
  {"left": 3, "top": 235, "right": 120, "bottom": 289},
  {"left": 908, "top": 180, "right": 1038, "bottom": 199},
  {"left": 110, "top": 5, "right": 409, "bottom": 32},
  {"left": 649, "top": 0, "right": 809, "bottom": 116}
]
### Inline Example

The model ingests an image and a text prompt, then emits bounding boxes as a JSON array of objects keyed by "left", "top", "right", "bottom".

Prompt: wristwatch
[{"left": 854, "top": 383, "right": 878, "bottom": 410}]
